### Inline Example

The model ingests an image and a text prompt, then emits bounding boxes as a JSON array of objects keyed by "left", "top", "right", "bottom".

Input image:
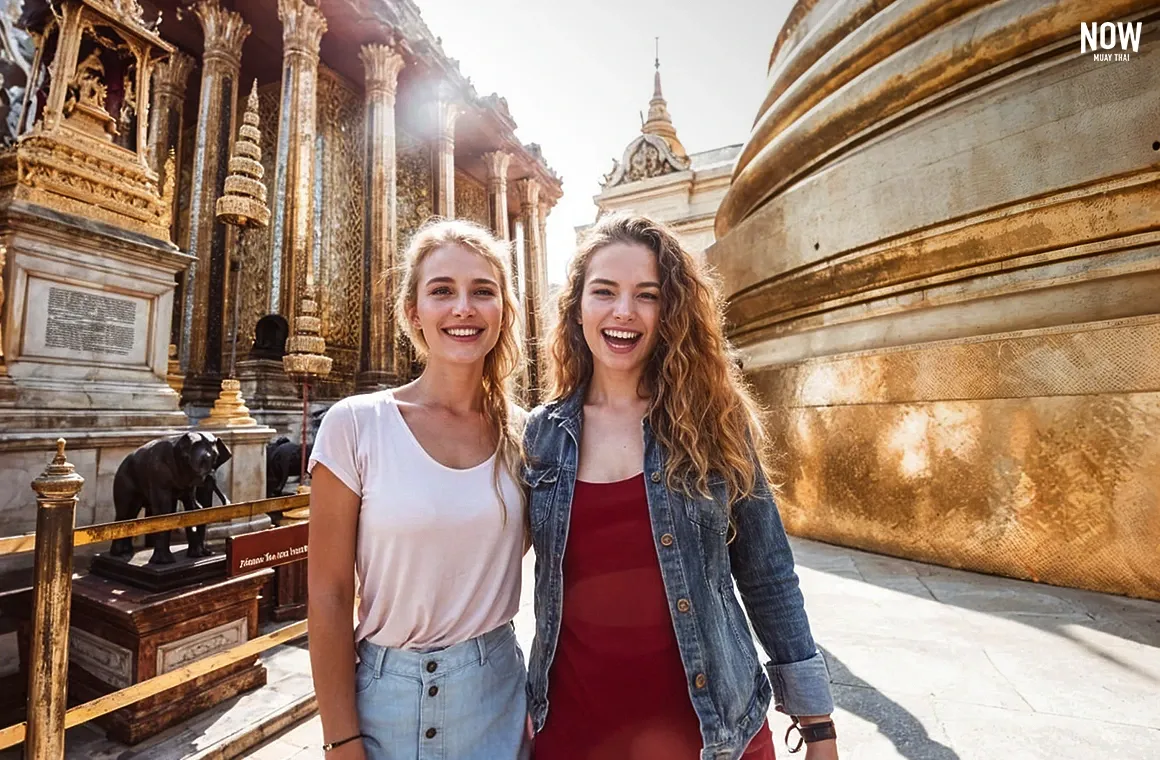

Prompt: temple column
[
  {"left": 181, "top": 0, "right": 250, "bottom": 406},
  {"left": 270, "top": 0, "right": 327, "bottom": 323},
  {"left": 358, "top": 42, "right": 405, "bottom": 390},
  {"left": 518, "top": 178, "right": 544, "bottom": 402},
  {"left": 149, "top": 51, "right": 196, "bottom": 359},
  {"left": 148, "top": 51, "right": 195, "bottom": 242},
  {"left": 431, "top": 89, "right": 461, "bottom": 218},
  {"left": 537, "top": 195, "right": 552, "bottom": 312},
  {"left": 483, "top": 151, "right": 511, "bottom": 239}
]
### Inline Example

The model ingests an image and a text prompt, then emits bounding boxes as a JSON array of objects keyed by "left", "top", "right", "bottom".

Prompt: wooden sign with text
[{"left": 226, "top": 522, "right": 309, "bottom": 576}]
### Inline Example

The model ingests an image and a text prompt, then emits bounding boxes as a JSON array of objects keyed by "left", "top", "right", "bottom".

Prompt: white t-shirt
[{"left": 307, "top": 390, "right": 525, "bottom": 650}]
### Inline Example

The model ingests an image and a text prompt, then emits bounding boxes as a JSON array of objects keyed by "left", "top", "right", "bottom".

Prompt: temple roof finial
[{"left": 641, "top": 36, "right": 687, "bottom": 159}]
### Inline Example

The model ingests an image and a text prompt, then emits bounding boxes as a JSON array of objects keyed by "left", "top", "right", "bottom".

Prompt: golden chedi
[{"left": 710, "top": 0, "right": 1160, "bottom": 601}]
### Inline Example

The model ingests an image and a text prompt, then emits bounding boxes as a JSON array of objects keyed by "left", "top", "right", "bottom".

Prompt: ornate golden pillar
[
  {"left": 518, "top": 178, "right": 544, "bottom": 401},
  {"left": 358, "top": 42, "right": 405, "bottom": 390},
  {"left": 148, "top": 51, "right": 195, "bottom": 233},
  {"left": 182, "top": 0, "right": 249, "bottom": 403},
  {"left": 483, "top": 151, "right": 511, "bottom": 239},
  {"left": 149, "top": 51, "right": 195, "bottom": 361},
  {"left": 431, "top": 88, "right": 460, "bottom": 218},
  {"left": 270, "top": 0, "right": 327, "bottom": 324}
]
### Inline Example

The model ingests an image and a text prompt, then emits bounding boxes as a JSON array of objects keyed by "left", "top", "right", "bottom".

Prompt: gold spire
[
  {"left": 215, "top": 81, "right": 270, "bottom": 229},
  {"left": 641, "top": 38, "right": 687, "bottom": 159},
  {"left": 282, "top": 279, "right": 333, "bottom": 379}
]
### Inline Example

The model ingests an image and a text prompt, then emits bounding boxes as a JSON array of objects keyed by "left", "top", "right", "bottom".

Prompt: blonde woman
[
  {"left": 308, "top": 219, "right": 528, "bottom": 760},
  {"left": 524, "top": 213, "right": 838, "bottom": 759}
]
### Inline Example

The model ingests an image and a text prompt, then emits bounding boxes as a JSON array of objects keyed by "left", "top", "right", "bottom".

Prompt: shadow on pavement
[{"left": 820, "top": 645, "right": 962, "bottom": 760}]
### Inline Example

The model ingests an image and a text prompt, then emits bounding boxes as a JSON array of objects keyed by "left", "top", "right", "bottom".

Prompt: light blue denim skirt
[{"left": 354, "top": 622, "right": 530, "bottom": 760}]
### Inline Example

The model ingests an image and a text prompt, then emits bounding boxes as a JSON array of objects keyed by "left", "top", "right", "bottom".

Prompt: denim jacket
[{"left": 523, "top": 390, "right": 834, "bottom": 760}]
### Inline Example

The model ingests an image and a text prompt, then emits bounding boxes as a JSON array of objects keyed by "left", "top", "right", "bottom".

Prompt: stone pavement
[{"left": 242, "top": 538, "right": 1160, "bottom": 759}]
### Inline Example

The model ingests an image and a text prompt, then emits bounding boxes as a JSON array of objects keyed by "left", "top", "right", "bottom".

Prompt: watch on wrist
[{"left": 785, "top": 717, "right": 837, "bottom": 753}]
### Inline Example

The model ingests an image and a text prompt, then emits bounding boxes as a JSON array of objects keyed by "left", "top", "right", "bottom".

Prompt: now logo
[{"left": 1081, "top": 21, "right": 1142, "bottom": 61}]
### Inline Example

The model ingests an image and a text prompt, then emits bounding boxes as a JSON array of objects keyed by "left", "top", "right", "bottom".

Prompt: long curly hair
[
  {"left": 549, "top": 212, "right": 772, "bottom": 508},
  {"left": 395, "top": 218, "right": 525, "bottom": 522}
]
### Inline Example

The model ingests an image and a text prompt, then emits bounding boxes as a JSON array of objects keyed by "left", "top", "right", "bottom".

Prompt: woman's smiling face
[
  {"left": 409, "top": 243, "right": 505, "bottom": 366},
  {"left": 579, "top": 242, "right": 662, "bottom": 378}
]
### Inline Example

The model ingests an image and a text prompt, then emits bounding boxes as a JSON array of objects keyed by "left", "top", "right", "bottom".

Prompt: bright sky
[{"left": 417, "top": 0, "right": 796, "bottom": 284}]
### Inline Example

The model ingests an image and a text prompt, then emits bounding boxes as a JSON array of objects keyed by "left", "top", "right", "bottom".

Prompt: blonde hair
[
  {"left": 395, "top": 219, "right": 525, "bottom": 521},
  {"left": 550, "top": 212, "right": 772, "bottom": 510}
]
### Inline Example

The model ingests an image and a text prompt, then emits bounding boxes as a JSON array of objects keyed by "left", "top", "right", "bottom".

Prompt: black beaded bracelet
[
  {"left": 322, "top": 732, "right": 366, "bottom": 752},
  {"left": 785, "top": 718, "right": 837, "bottom": 753}
]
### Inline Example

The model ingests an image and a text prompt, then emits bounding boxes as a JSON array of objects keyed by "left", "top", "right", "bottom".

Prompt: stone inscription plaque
[{"left": 23, "top": 277, "right": 151, "bottom": 365}]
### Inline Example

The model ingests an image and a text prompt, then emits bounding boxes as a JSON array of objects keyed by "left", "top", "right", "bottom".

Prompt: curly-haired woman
[
  {"left": 523, "top": 213, "right": 838, "bottom": 760},
  {"left": 307, "top": 219, "right": 530, "bottom": 760}
]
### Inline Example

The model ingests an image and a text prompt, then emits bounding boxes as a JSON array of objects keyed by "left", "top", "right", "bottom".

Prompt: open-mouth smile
[
  {"left": 602, "top": 328, "right": 643, "bottom": 352},
  {"left": 443, "top": 327, "right": 485, "bottom": 341}
]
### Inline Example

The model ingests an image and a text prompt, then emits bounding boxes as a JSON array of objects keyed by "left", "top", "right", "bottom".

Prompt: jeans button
[
  {"left": 428, "top": 685, "right": 438, "bottom": 697},
  {"left": 426, "top": 727, "right": 437, "bottom": 739},
  {"left": 426, "top": 661, "right": 437, "bottom": 673}
]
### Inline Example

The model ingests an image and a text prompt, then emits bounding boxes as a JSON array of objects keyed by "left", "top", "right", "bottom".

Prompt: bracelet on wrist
[
  {"left": 322, "top": 732, "right": 365, "bottom": 752},
  {"left": 785, "top": 717, "right": 837, "bottom": 753}
]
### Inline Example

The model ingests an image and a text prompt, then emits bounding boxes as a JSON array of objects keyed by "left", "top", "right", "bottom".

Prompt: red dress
[{"left": 534, "top": 474, "right": 775, "bottom": 760}]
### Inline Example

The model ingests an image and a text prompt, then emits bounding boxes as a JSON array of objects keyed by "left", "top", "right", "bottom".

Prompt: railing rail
[
  {"left": 0, "top": 439, "right": 311, "bottom": 757},
  {"left": 0, "top": 493, "right": 310, "bottom": 556}
]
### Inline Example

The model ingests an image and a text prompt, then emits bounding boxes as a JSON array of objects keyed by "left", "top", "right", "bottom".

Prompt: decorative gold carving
[
  {"left": 152, "top": 50, "right": 195, "bottom": 101},
  {"left": 454, "top": 170, "right": 488, "bottom": 229},
  {"left": 603, "top": 134, "right": 688, "bottom": 188},
  {"left": 359, "top": 43, "right": 404, "bottom": 103},
  {"left": 0, "top": 0, "right": 175, "bottom": 240},
  {"left": 316, "top": 67, "right": 363, "bottom": 386},
  {"left": 396, "top": 128, "right": 432, "bottom": 250},
  {"left": 192, "top": 0, "right": 250, "bottom": 68},
  {"left": 278, "top": 0, "right": 327, "bottom": 59}
]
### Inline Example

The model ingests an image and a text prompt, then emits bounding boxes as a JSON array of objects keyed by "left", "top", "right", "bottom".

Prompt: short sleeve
[{"left": 308, "top": 398, "right": 361, "bottom": 497}]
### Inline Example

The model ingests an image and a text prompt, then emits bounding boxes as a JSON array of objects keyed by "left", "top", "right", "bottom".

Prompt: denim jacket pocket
[
  {"left": 525, "top": 464, "right": 560, "bottom": 527},
  {"left": 682, "top": 476, "right": 729, "bottom": 535}
]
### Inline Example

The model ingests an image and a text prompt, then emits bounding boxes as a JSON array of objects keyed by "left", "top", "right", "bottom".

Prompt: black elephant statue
[
  {"left": 110, "top": 431, "right": 232, "bottom": 564},
  {"left": 266, "top": 437, "right": 312, "bottom": 498}
]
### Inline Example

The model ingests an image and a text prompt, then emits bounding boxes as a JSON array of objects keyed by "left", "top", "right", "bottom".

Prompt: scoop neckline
[
  {"left": 386, "top": 390, "right": 498, "bottom": 474},
  {"left": 576, "top": 472, "right": 645, "bottom": 486}
]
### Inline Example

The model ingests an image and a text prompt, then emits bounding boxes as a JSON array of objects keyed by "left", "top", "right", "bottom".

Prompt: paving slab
[{"left": 234, "top": 538, "right": 1159, "bottom": 759}]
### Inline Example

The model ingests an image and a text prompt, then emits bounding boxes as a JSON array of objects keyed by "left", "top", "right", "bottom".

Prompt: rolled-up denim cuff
[{"left": 767, "top": 651, "right": 835, "bottom": 717}]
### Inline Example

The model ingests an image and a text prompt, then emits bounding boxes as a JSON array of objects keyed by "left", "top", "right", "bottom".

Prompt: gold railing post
[{"left": 26, "top": 439, "right": 84, "bottom": 759}]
